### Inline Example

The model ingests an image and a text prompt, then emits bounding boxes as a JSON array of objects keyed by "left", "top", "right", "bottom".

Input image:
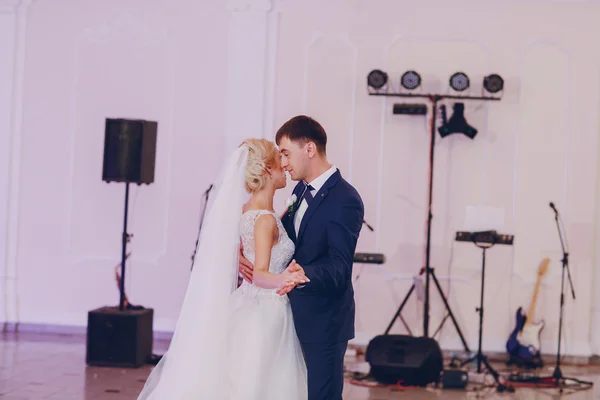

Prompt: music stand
[{"left": 456, "top": 230, "right": 514, "bottom": 392}]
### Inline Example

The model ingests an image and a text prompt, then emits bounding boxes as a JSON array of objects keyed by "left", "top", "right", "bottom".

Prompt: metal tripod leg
[
  {"left": 384, "top": 268, "right": 470, "bottom": 354},
  {"left": 384, "top": 285, "right": 414, "bottom": 335},
  {"left": 432, "top": 313, "right": 450, "bottom": 338},
  {"left": 430, "top": 269, "right": 471, "bottom": 352}
]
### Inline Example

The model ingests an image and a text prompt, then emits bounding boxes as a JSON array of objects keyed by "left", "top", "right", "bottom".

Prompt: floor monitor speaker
[{"left": 366, "top": 334, "right": 443, "bottom": 386}]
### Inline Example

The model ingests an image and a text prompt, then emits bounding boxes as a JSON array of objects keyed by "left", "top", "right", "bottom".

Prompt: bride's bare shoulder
[
  {"left": 241, "top": 201, "right": 258, "bottom": 214},
  {"left": 241, "top": 200, "right": 275, "bottom": 216}
]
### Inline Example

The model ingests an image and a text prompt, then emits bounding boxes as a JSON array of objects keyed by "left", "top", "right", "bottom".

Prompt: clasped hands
[
  {"left": 277, "top": 260, "right": 309, "bottom": 295},
  {"left": 238, "top": 244, "right": 309, "bottom": 296}
]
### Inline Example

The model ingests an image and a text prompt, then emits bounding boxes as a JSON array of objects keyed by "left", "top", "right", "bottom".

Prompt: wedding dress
[
  {"left": 226, "top": 210, "right": 307, "bottom": 399},
  {"left": 137, "top": 145, "right": 307, "bottom": 400}
]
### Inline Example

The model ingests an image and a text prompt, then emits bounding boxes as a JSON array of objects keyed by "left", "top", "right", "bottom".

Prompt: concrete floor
[{"left": 1, "top": 331, "right": 599, "bottom": 399}]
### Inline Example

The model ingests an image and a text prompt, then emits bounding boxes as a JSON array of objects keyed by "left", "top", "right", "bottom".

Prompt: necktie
[{"left": 301, "top": 183, "right": 314, "bottom": 205}]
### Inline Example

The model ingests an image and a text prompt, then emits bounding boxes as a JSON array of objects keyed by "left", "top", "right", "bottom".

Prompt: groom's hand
[
  {"left": 238, "top": 243, "right": 254, "bottom": 283},
  {"left": 284, "top": 259, "right": 305, "bottom": 276}
]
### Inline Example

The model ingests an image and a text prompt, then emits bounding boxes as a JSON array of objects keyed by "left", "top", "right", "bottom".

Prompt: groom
[{"left": 239, "top": 115, "right": 364, "bottom": 400}]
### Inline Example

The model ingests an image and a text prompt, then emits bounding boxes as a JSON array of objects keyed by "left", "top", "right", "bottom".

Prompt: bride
[{"left": 137, "top": 139, "right": 309, "bottom": 399}]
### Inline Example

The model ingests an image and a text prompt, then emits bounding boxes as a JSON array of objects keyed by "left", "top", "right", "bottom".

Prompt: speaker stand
[
  {"left": 86, "top": 182, "right": 159, "bottom": 367},
  {"left": 119, "top": 182, "right": 132, "bottom": 311}
]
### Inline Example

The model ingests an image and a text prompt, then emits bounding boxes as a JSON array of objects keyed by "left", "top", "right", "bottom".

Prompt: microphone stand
[
  {"left": 354, "top": 220, "right": 375, "bottom": 284},
  {"left": 543, "top": 202, "right": 592, "bottom": 393},
  {"left": 191, "top": 184, "right": 213, "bottom": 270}
]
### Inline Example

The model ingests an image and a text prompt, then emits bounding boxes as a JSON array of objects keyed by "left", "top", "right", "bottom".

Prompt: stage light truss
[
  {"left": 367, "top": 69, "right": 504, "bottom": 98},
  {"left": 367, "top": 66, "right": 503, "bottom": 342},
  {"left": 367, "top": 66, "right": 509, "bottom": 392}
]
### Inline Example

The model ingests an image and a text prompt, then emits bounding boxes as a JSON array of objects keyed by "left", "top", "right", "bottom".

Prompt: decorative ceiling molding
[
  {"left": 77, "top": 11, "right": 170, "bottom": 46},
  {"left": 0, "top": 0, "right": 21, "bottom": 13},
  {"left": 228, "top": 0, "right": 273, "bottom": 12},
  {"left": 0, "top": 0, "right": 35, "bottom": 14}
]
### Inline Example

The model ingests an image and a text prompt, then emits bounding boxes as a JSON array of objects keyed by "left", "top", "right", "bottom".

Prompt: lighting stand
[
  {"left": 539, "top": 203, "right": 593, "bottom": 393},
  {"left": 371, "top": 91, "right": 499, "bottom": 344}
]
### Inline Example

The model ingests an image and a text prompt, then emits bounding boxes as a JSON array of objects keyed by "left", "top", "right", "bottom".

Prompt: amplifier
[{"left": 441, "top": 369, "right": 468, "bottom": 389}]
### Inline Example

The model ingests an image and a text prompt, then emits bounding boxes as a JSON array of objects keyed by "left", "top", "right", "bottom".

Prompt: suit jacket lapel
[
  {"left": 283, "top": 182, "right": 303, "bottom": 243},
  {"left": 297, "top": 170, "right": 341, "bottom": 243},
  {"left": 283, "top": 215, "right": 296, "bottom": 243}
]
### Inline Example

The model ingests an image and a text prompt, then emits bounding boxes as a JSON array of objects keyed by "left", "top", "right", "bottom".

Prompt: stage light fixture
[
  {"left": 449, "top": 72, "right": 469, "bottom": 92},
  {"left": 483, "top": 74, "right": 504, "bottom": 93},
  {"left": 401, "top": 70, "right": 421, "bottom": 90},
  {"left": 367, "top": 69, "right": 388, "bottom": 89},
  {"left": 438, "top": 103, "right": 477, "bottom": 139}
]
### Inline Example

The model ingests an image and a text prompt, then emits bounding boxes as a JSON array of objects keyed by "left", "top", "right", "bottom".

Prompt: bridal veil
[{"left": 137, "top": 145, "right": 249, "bottom": 399}]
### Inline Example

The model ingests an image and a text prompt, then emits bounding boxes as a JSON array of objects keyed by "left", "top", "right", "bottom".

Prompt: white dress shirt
[{"left": 294, "top": 165, "right": 338, "bottom": 235}]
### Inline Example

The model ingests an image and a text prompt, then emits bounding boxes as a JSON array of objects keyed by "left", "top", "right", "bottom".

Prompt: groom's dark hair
[{"left": 275, "top": 115, "right": 327, "bottom": 155}]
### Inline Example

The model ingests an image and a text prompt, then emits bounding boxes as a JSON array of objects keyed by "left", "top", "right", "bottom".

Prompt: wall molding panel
[
  {"left": 0, "top": 0, "right": 34, "bottom": 325},
  {"left": 1, "top": 0, "right": 600, "bottom": 357}
]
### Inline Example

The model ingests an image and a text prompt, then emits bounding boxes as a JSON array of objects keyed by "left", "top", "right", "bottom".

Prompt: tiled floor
[{"left": 1, "top": 331, "right": 599, "bottom": 399}]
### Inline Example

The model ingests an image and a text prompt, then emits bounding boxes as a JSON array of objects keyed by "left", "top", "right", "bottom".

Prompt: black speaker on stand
[{"left": 86, "top": 118, "right": 158, "bottom": 368}]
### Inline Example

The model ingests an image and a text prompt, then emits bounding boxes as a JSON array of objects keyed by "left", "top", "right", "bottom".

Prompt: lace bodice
[{"left": 240, "top": 210, "right": 294, "bottom": 275}]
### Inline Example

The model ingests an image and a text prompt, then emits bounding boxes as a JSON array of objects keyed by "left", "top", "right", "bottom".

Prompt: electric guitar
[{"left": 506, "top": 258, "right": 549, "bottom": 361}]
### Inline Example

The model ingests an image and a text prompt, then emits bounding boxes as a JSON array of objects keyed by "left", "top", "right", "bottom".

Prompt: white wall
[
  {"left": 0, "top": 2, "right": 18, "bottom": 324},
  {"left": 271, "top": 0, "right": 600, "bottom": 356},
  {"left": 2, "top": 0, "right": 600, "bottom": 357},
  {"left": 0, "top": 0, "right": 234, "bottom": 329}
]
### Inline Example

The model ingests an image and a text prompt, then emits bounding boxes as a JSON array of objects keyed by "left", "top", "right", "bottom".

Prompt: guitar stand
[{"left": 459, "top": 241, "right": 514, "bottom": 393}]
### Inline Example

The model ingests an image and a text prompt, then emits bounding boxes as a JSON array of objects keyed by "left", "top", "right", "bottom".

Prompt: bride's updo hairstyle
[{"left": 241, "top": 138, "right": 279, "bottom": 193}]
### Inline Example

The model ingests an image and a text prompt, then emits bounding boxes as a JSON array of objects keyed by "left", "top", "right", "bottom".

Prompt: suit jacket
[{"left": 281, "top": 170, "right": 364, "bottom": 344}]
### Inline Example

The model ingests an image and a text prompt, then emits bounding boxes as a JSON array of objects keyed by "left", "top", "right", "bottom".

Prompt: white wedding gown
[
  {"left": 137, "top": 146, "right": 307, "bottom": 400},
  {"left": 224, "top": 209, "right": 308, "bottom": 399}
]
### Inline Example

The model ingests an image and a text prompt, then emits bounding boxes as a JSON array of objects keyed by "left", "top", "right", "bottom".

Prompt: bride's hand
[
  {"left": 281, "top": 270, "right": 309, "bottom": 286},
  {"left": 277, "top": 260, "right": 309, "bottom": 296}
]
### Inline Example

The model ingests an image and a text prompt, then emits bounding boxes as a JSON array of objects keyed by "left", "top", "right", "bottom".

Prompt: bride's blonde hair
[{"left": 241, "top": 138, "right": 279, "bottom": 193}]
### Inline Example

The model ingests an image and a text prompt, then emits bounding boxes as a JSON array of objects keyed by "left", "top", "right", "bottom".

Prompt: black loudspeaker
[
  {"left": 102, "top": 118, "right": 157, "bottom": 184},
  {"left": 86, "top": 306, "right": 154, "bottom": 368},
  {"left": 366, "top": 335, "right": 443, "bottom": 386}
]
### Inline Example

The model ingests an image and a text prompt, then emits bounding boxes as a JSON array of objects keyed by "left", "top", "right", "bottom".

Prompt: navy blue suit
[{"left": 281, "top": 169, "right": 364, "bottom": 400}]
